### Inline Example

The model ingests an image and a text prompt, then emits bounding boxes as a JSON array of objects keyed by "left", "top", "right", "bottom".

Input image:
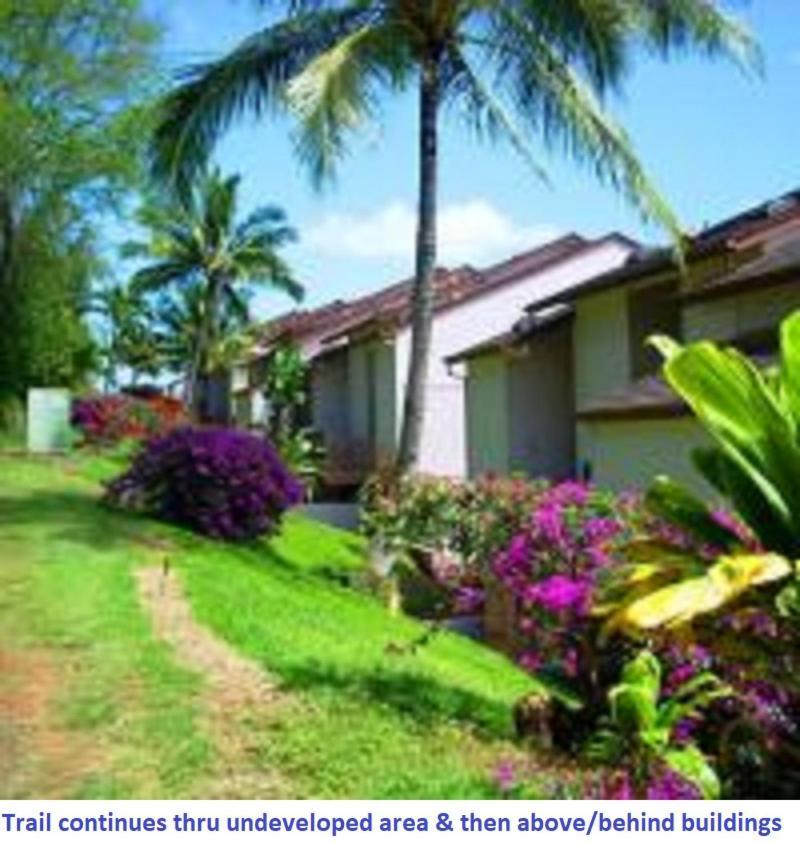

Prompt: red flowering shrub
[
  {"left": 71, "top": 394, "right": 186, "bottom": 444},
  {"left": 105, "top": 426, "right": 303, "bottom": 540}
]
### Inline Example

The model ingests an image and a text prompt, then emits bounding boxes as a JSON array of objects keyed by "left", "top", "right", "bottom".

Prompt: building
[
  {"left": 236, "top": 232, "right": 636, "bottom": 486},
  {"left": 453, "top": 188, "right": 800, "bottom": 492}
]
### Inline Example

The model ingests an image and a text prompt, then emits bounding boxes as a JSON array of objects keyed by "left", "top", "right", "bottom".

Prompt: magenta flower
[
  {"left": 518, "top": 650, "right": 543, "bottom": 673},
  {"left": 646, "top": 768, "right": 701, "bottom": 800},
  {"left": 494, "top": 760, "right": 516, "bottom": 793},
  {"left": 528, "top": 575, "right": 591, "bottom": 614}
]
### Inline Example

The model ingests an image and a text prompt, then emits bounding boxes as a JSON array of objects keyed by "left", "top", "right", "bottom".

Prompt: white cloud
[{"left": 305, "top": 199, "right": 560, "bottom": 267}]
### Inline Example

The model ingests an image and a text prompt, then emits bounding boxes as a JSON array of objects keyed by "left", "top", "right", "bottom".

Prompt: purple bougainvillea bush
[
  {"left": 493, "top": 481, "right": 638, "bottom": 684},
  {"left": 105, "top": 427, "right": 304, "bottom": 540}
]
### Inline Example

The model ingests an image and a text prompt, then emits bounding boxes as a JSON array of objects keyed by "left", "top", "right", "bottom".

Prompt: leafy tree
[
  {"left": 126, "top": 169, "right": 302, "bottom": 417},
  {"left": 0, "top": 0, "right": 159, "bottom": 396},
  {"left": 149, "top": 0, "right": 756, "bottom": 471},
  {"left": 87, "top": 283, "right": 162, "bottom": 389}
]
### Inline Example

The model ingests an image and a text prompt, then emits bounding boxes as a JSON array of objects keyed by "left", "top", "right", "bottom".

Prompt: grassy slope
[
  {"left": 0, "top": 458, "right": 209, "bottom": 798},
  {"left": 0, "top": 454, "right": 539, "bottom": 798}
]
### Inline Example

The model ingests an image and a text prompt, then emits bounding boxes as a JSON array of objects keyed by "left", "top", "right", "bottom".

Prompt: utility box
[{"left": 27, "top": 388, "right": 72, "bottom": 453}]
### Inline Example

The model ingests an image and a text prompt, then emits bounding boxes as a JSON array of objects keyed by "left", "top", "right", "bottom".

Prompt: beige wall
[
  {"left": 311, "top": 349, "right": 351, "bottom": 448},
  {"left": 373, "top": 340, "right": 396, "bottom": 459},
  {"left": 345, "top": 338, "right": 396, "bottom": 462},
  {"left": 683, "top": 283, "right": 800, "bottom": 343},
  {"left": 465, "top": 354, "right": 509, "bottom": 476},
  {"left": 574, "top": 286, "right": 630, "bottom": 409},
  {"left": 507, "top": 323, "right": 575, "bottom": 478},
  {"left": 465, "top": 323, "right": 574, "bottom": 480},
  {"left": 577, "top": 417, "right": 714, "bottom": 496}
]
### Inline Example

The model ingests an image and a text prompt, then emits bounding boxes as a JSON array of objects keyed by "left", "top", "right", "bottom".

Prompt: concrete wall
[
  {"left": 332, "top": 337, "right": 397, "bottom": 465},
  {"left": 576, "top": 417, "right": 713, "bottom": 496},
  {"left": 347, "top": 342, "right": 370, "bottom": 450},
  {"left": 373, "top": 340, "right": 397, "bottom": 460},
  {"left": 311, "top": 348, "right": 351, "bottom": 449},
  {"left": 464, "top": 322, "right": 575, "bottom": 480}
]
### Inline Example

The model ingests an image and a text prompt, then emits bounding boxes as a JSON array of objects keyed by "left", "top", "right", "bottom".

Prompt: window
[{"left": 627, "top": 280, "right": 681, "bottom": 379}]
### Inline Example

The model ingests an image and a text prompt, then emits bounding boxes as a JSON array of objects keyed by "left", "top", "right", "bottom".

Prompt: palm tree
[
  {"left": 126, "top": 168, "right": 302, "bottom": 417},
  {"left": 152, "top": 282, "right": 255, "bottom": 381},
  {"left": 150, "top": 1, "right": 756, "bottom": 470}
]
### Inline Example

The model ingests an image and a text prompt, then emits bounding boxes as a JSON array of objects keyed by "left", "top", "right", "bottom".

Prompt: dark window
[{"left": 627, "top": 280, "right": 681, "bottom": 379}]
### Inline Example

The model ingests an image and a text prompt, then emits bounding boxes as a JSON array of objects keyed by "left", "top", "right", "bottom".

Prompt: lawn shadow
[
  {"left": 0, "top": 489, "right": 172, "bottom": 555},
  {"left": 271, "top": 660, "right": 516, "bottom": 739}
]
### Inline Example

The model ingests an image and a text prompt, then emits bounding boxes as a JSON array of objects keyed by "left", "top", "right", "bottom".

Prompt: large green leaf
[
  {"left": 657, "top": 672, "right": 733, "bottom": 731},
  {"left": 663, "top": 342, "right": 800, "bottom": 547},
  {"left": 664, "top": 745, "right": 721, "bottom": 799},
  {"left": 780, "top": 310, "right": 800, "bottom": 428},
  {"left": 692, "top": 446, "right": 798, "bottom": 555},
  {"left": 608, "top": 651, "right": 661, "bottom": 732}
]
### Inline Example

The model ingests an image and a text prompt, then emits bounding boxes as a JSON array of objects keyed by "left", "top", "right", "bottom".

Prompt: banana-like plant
[
  {"left": 599, "top": 310, "right": 800, "bottom": 632},
  {"left": 586, "top": 651, "right": 731, "bottom": 799}
]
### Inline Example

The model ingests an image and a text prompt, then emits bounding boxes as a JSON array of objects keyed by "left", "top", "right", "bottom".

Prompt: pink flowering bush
[
  {"left": 360, "top": 471, "right": 544, "bottom": 617},
  {"left": 493, "top": 481, "right": 637, "bottom": 689}
]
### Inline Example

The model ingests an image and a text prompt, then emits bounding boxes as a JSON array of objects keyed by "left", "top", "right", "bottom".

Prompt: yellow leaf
[{"left": 612, "top": 553, "right": 792, "bottom": 631}]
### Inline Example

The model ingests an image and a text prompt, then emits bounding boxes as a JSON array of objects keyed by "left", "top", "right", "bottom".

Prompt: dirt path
[
  {"left": 135, "top": 565, "right": 290, "bottom": 798},
  {"left": 0, "top": 649, "right": 100, "bottom": 797}
]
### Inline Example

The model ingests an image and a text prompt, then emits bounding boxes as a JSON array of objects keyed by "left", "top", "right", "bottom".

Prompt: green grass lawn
[{"left": 0, "top": 453, "right": 541, "bottom": 798}]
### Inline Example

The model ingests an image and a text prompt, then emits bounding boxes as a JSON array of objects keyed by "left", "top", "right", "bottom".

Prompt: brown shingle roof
[
  {"left": 252, "top": 233, "right": 602, "bottom": 355},
  {"left": 319, "top": 234, "right": 602, "bottom": 346},
  {"left": 530, "top": 189, "right": 800, "bottom": 309}
]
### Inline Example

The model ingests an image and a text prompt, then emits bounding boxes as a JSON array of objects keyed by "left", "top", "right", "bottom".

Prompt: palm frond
[
  {"left": 233, "top": 206, "right": 298, "bottom": 248},
  {"left": 130, "top": 261, "right": 198, "bottom": 293},
  {"left": 445, "top": 45, "right": 550, "bottom": 184},
  {"left": 488, "top": 8, "right": 682, "bottom": 241},
  {"left": 287, "top": 20, "right": 410, "bottom": 185},
  {"left": 632, "top": 0, "right": 761, "bottom": 72},
  {"left": 150, "top": 7, "right": 375, "bottom": 196},
  {"left": 235, "top": 249, "right": 305, "bottom": 302}
]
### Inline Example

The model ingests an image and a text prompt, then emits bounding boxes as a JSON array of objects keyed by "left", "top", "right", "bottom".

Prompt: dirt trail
[
  {"left": 0, "top": 649, "right": 100, "bottom": 797},
  {"left": 135, "top": 566, "right": 289, "bottom": 798}
]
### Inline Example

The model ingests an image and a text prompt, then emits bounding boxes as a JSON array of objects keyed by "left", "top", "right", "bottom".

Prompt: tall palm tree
[
  {"left": 150, "top": 1, "right": 756, "bottom": 470},
  {"left": 126, "top": 168, "right": 302, "bottom": 416}
]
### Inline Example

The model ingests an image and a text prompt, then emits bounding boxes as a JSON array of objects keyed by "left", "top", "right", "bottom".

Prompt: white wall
[{"left": 395, "top": 239, "right": 634, "bottom": 477}]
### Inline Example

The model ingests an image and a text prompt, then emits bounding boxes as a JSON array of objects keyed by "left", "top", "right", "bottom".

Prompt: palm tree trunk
[
  {"left": 396, "top": 57, "right": 440, "bottom": 473},
  {"left": 189, "top": 276, "right": 222, "bottom": 420}
]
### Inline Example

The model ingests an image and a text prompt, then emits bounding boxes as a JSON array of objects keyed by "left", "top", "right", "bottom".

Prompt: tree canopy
[{"left": 0, "top": 0, "right": 160, "bottom": 397}]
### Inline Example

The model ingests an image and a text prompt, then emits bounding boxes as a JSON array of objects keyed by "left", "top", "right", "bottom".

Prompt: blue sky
[{"left": 144, "top": 0, "right": 800, "bottom": 319}]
